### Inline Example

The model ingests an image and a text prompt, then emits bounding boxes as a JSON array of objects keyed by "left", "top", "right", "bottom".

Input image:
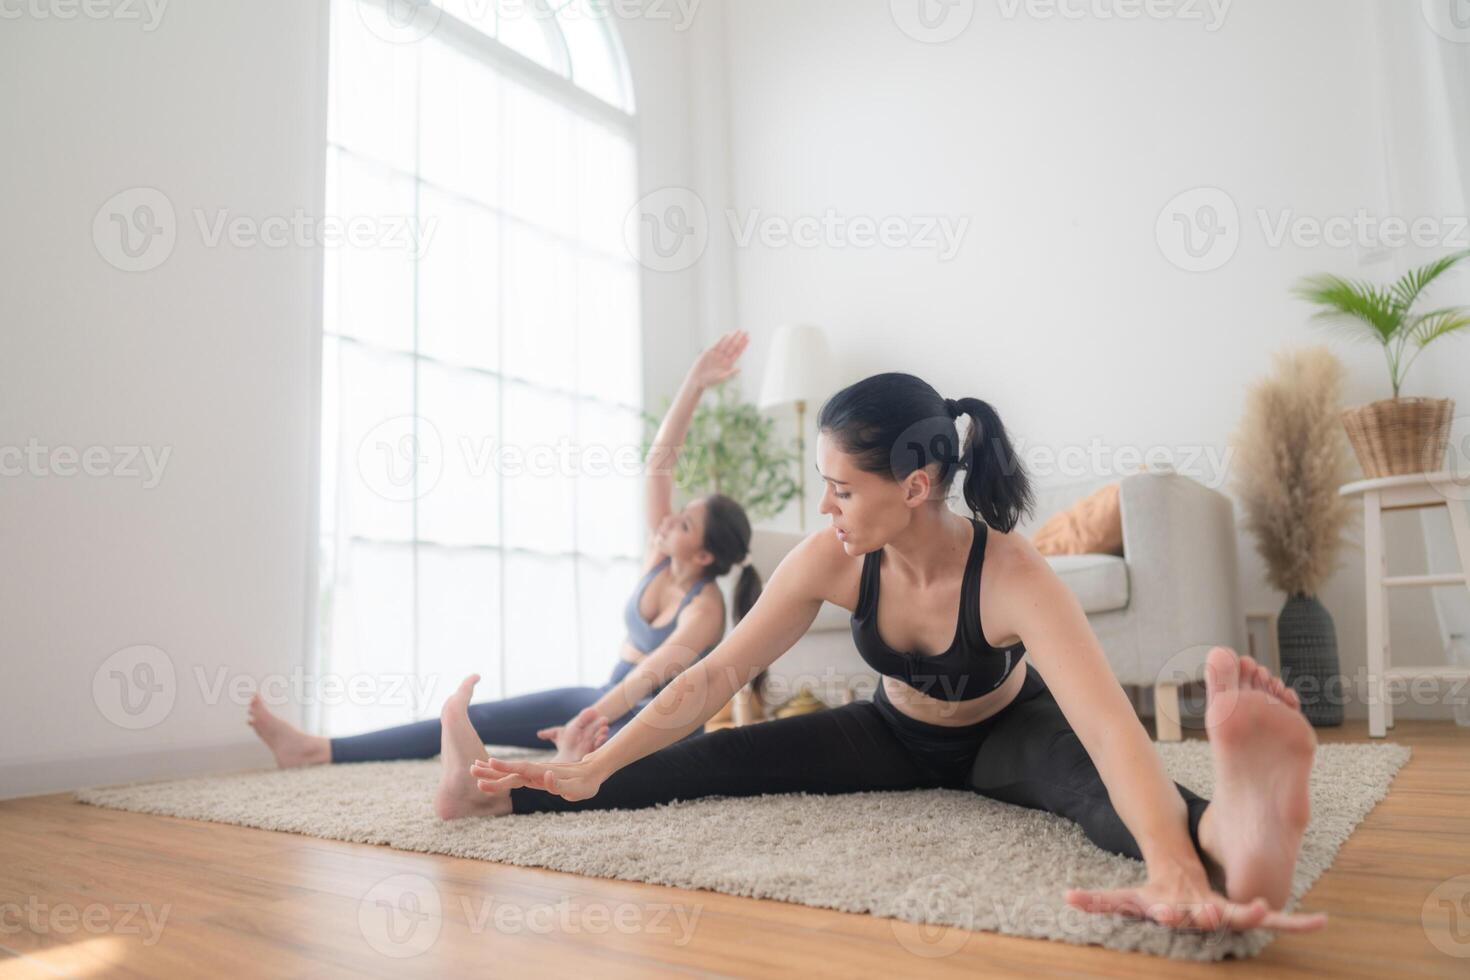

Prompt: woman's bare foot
[
  {"left": 1196, "top": 647, "right": 1315, "bottom": 910},
  {"left": 548, "top": 707, "right": 610, "bottom": 763},
  {"left": 434, "top": 675, "right": 512, "bottom": 821},
  {"left": 247, "top": 694, "right": 331, "bottom": 768}
]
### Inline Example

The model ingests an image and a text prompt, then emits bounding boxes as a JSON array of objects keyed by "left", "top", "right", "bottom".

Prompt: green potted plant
[
  {"left": 641, "top": 380, "right": 801, "bottom": 523},
  {"left": 1230, "top": 347, "right": 1357, "bottom": 726},
  {"left": 1293, "top": 249, "right": 1470, "bottom": 477}
]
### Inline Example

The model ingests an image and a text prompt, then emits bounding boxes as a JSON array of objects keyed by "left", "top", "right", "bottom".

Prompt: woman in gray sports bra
[{"left": 247, "top": 331, "right": 763, "bottom": 769}]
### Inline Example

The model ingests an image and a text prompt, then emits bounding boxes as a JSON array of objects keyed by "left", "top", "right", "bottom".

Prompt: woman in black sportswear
[{"left": 447, "top": 372, "right": 1326, "bottom": 936}]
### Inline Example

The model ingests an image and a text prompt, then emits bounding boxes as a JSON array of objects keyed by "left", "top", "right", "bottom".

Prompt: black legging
[
  {"left": 331, "top": 660, "right": 701, "bottom": 764},
  {"left": 509, "top": 663, "right": 1212, "bottom": 866}
]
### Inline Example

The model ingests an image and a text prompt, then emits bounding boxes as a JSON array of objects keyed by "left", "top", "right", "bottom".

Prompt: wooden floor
[{"left": 1, "top": 719, "right": 1466, "bottom": 979}]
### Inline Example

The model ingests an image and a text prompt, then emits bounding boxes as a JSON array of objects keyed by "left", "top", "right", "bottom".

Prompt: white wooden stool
[{"left": 1338, "top": 471, "right": 1470, "bottom": 737}]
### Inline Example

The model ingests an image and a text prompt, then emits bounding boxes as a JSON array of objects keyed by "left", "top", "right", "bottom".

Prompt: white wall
[
  {"left": 698, "top": 0, "right": 1470, "bottom": 720},
  {"left": 0, "top": 0, "right": 706, "bottom": 798},
  {"left": 3, "top": 1, "right": 1465, "bottom": 802}
]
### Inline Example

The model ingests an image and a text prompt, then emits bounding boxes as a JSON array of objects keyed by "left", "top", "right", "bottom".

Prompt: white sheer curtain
[{"left": 317, "top": 0, "right": 644, "bottom": 736}]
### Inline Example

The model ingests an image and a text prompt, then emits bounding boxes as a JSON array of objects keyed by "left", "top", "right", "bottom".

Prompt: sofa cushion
[
  {"left": 1043, "top": 553, "right": 1129, "bottom": 614},
  {"left": 1032, "top": 482, "right": 1124, "bottom": 556}
]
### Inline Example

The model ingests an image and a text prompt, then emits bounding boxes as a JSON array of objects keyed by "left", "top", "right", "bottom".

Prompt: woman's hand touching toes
[{"left": 471, "top": 755, "right": 607, "bottom": 803}]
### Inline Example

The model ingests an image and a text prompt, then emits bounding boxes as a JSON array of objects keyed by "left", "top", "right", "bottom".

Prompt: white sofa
[{"left": 719, "top": 468, "right": 1245, "bottom": 741}]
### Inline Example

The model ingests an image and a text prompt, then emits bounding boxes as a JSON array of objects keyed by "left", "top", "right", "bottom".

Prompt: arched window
[{"left": 317, "top": 0, "right": 643, "bottom": 735}]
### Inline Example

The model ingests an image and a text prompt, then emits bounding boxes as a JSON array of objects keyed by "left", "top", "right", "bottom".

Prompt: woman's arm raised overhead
[
  {"left": 473, "top": 528, "right": 842, "bottom": 802},
  {"left": 643, "top": 330, "right": 748, "bottom": 541}
]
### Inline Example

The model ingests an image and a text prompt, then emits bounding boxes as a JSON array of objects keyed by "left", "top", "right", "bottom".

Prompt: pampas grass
[{"left": 1230, "top": 347, "right": 1357, "bottom": 597}]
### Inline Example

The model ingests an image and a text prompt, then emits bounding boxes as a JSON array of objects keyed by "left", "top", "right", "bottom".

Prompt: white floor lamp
[{"left": 758, "top": 324, "right": 832, "bottom": 533}]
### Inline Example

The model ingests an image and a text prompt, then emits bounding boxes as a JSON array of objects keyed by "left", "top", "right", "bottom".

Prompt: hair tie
[{"left": 944, "top": 397, "right": 961, "bottom": 419}]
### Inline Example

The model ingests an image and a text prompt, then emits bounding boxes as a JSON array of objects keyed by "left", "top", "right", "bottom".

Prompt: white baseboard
[{"left": 0, "top": 738, "right": 273, "bottom": 801}]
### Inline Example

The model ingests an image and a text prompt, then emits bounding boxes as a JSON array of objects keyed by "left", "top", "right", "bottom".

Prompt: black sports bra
[{"left": 850, "top": 518, "right": 1026, "bottom": 702}]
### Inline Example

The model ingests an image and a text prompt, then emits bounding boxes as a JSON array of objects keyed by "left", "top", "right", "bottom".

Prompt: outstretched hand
[
  {"left": 470, "top": 755, "right": 607, "bottom": 803},
  {"left": 687, "top": 329, "right": 749, "bottom": 389},
  {"left": 535, "top": 706, "right": 611, "bottom": 761},
  {"left": 1065, "top": 863, "right": 1327, "bottom": 934}
]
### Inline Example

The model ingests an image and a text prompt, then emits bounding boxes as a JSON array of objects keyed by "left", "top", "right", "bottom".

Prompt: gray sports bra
[{"left": 623, "top": 556, "right": 720, "bottom": 657}]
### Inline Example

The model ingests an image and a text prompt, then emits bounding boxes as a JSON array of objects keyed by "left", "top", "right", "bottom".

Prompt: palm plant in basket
[
  {"left": 1293, "top": 249, "right": 1470, "bottom": 477},
  {"left": 1231, "top": 347, "right": 1357, "bottom": 726}
]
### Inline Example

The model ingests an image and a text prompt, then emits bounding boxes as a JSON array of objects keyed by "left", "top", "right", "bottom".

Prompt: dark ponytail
[
  {"left": 732, "top": 564, "right": 762, "bottom": 626},
  {"left": 817, "top": 373, "right": 1034, "bottom": 533},
  {"left": 702, "top": 493, "right": 767, "bottom": 696},
  {"left": 944, "top": 396, "right": 1034, "bottom": 534}
]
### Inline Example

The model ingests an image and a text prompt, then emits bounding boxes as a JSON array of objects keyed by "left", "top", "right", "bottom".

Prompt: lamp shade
[{"left": 757, "top": 323, "right": 832, "bottom": 410}]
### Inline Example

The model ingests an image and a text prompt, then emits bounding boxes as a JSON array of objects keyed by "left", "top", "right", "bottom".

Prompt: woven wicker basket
[{"left": 1340, "top": 397, "right": 1454, "bottom": 477}]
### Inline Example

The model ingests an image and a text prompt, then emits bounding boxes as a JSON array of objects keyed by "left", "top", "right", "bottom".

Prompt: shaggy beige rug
[{"left": 76, "top": 741, "right": 1411, "bottom": 961}]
